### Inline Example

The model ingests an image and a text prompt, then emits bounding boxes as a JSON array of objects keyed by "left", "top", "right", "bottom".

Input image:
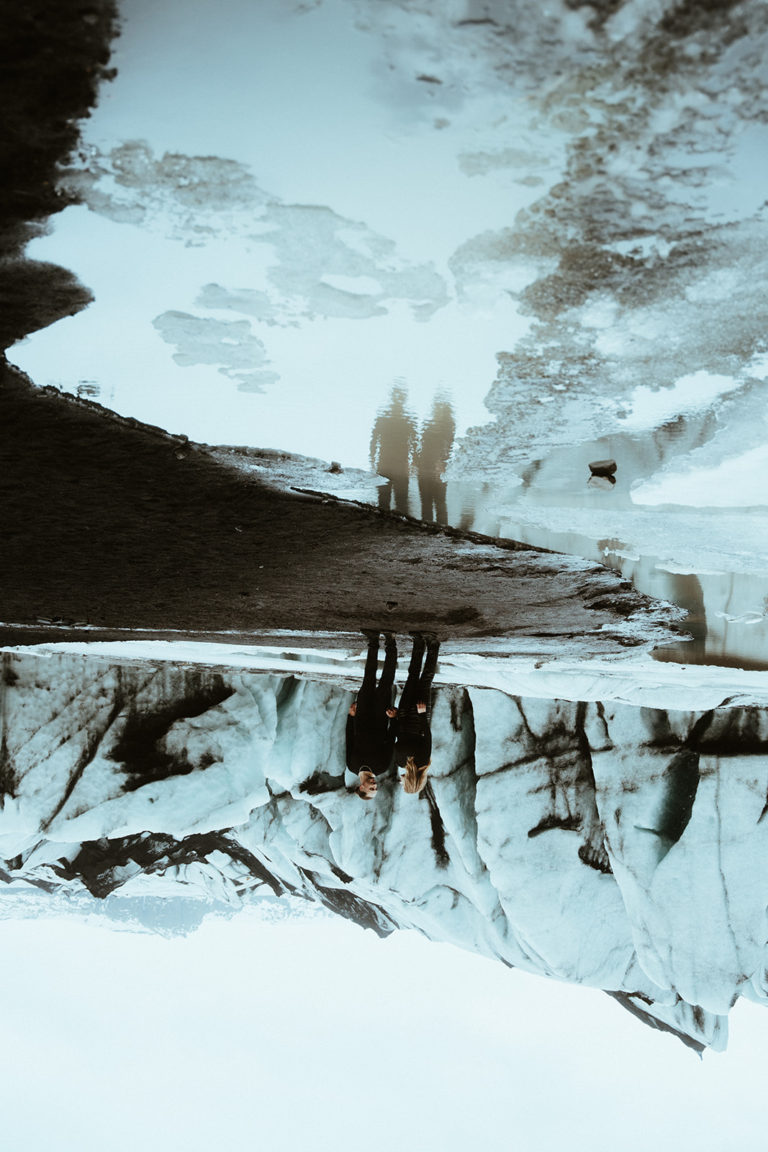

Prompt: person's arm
[
  {"left": 346, "top": 707, "right": 356, "bottom": 771},
  {"left": 386, "top": 705, "right": 398, "bottom": 730},
  {"left": 416, "top": 701, "right": 430, "bottom": 734}
]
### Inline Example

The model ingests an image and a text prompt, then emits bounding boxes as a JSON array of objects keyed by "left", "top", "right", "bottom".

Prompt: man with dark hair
[{"left": 346, "top": 631, "right": 397, "bottom": 799}]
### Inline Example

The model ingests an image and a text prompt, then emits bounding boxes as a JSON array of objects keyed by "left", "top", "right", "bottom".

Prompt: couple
[{"left": 346, "top": 631, "right": 439, "bottom": 800}]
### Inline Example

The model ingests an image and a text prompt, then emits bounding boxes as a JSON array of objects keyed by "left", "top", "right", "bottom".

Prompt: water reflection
[
  {"left": 587, "top": 459, "right": 617, "bottom": 489},
  {"left": 370, "top": 387, "right": 456, "bottom": 523},
  {"left": 8, "top": 0, "right": 765, "bottom": 687},
  {"left": 5, "top": 645, "right": 768, "bottom": 1052},
  {"left": 75, "top": 379, "right": 100, "bottom": 399},
  {"left": 364, "top": 410, "right": 768, "bottom": 668},
  {"left": 369, "top": 385, "right": 417, "bottom": 515},
  {"left": 416, "top": 395, "right": 455, "bottom": 524}
]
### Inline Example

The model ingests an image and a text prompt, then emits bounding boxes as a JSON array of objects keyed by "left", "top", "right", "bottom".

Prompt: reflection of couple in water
[
  {"left": 346, "top": 631, "right": 439, "bottom": 799},
  {"left": 369, "top": 386, "right": 455, "bottom": 523}
]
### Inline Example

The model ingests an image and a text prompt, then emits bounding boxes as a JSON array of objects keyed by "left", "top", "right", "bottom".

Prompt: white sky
[{"left": 0, "top": 911, "right": 766, "bottom": 1152}]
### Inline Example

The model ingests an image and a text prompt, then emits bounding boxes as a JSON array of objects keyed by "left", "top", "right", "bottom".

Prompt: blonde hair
[{"left": 402, "top": 757, "right": 430, "bottom": 794}]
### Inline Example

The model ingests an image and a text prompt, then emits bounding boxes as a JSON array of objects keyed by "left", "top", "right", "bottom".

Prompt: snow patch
[
  {"left": 621, "top": 372, "right": 744, "bottom": 432},
  {"left": 632, "top": 444, "right": 768, "bottom": 508}
]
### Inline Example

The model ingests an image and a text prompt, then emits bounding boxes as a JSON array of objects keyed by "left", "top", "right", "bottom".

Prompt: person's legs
[
  {"left": 421, "top": 637, "right": 439, "bottom": 680},
  {"left": 418, "top": 476, "right": 433, "bottom": 522},
  {"left": 393, "top": 474, "right": 410, "bottom": 516},
  {"left": 357, "top": 632, "right": 380, "bottom": 715},
  {"left": 378, "top": 480, "right": 392, "bottom": 511},
  {"left": 417, "top": 638, "right": 439, "bottom": 720},
  {"left": 375, "top": 633, "right": 397, "bottom": 712},
  {"left": 399, "top": 634, "right": 425, "bottom": 716},
  {"left": 434, "top": 481, "right": 447, "bottom": 524}
]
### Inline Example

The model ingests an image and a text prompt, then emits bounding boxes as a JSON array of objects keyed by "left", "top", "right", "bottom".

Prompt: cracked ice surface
[{"left": 5, "top": 646, "right": 768, "bottom": 1050}]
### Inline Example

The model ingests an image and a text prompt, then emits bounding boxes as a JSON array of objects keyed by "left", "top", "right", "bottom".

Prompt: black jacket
[
  {"left": 345, "top": 715, "right": 395, "bottom": 775},
  {"left": 393, "top": 711, "right": 431, "bottom": 768}
]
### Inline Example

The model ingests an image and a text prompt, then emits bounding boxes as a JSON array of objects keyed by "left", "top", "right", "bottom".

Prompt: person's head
[
  {"left": 401, "top": 757, "right": 430, "bottom": 794},
  {"left": 357, "top": 769, "right": 378, "bottom": 800}
]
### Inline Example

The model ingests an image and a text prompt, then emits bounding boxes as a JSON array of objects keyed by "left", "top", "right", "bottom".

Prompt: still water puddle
[
  {"left": 363, "top": 388, "right": 768, "bottom": 668},
  {"left": 10, "top": 0, "right": 545, "bottom": 465},
  {"left": 9, "top": 0, "right": 768, "bottom": 667}
]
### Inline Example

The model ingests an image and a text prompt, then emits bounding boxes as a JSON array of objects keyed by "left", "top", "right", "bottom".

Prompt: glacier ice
[{"left": 5, "top": 645, "right": 768, "bottom": 1051}]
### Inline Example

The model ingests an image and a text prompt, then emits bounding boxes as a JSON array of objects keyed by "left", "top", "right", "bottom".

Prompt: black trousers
[
  {"left": 397, "top": 636, "right": 438, "bottom": 725},
  {"left": 356, "top": 634, "right": 397, "bottom": 724}
]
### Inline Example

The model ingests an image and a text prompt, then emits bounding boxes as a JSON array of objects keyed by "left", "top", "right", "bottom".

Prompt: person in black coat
[
  {"left": 392, "top": 633, "right": 439, "bottom": 794},
  {"left": 346, "top": 631, "right": 397, "bottom": 799}
]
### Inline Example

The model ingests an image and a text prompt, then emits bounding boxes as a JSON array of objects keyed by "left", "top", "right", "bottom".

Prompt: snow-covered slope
[{"left": 4, "top": 646, "right": 768, "bottom": 1051}]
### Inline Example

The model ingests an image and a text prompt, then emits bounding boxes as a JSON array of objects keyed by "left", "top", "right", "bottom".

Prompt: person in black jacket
[
  {"left": 392, "top": 633, "right": 439, "bottom": 794},
  {"left": 346, "top": 631, "right": 397, "bottom": 799}
]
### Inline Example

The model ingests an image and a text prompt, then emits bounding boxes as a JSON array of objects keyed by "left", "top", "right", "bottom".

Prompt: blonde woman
[{"left": 392, "top": 633, "right": 439, "bottom": 793}]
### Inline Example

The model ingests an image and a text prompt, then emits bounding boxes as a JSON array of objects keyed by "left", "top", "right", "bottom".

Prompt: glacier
[{"left": 5, "top": 643, "right": 768, "bottom": 1052}]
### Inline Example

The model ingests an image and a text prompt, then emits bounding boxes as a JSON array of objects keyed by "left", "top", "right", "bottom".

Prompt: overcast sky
[{"left": 0, "top": 908, "right": 765, "bottom": 1151}]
